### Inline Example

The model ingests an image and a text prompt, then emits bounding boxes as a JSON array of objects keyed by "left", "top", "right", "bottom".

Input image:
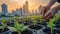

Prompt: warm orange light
[{"left": 0, "top": 0, "right": 49, "bottom": 13}]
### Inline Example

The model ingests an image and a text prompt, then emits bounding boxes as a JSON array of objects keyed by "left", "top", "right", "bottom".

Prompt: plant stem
[
  {"left": 51, "top": 29, "right": 53, "bottom": 34},
  {"left": 18, "top": 31, "right": 21, "bottom": 34}
]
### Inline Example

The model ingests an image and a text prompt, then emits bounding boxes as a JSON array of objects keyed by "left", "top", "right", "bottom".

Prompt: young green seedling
[
  {"left": 47, "top": 14, "right": 60, "bottom": 34},
  {"left": 31, "top": 15, "right": 38, "bottom": 25},
  {"left": 1, "top": 19, "right": 7, "bottom": 31},
  {"left": 38, "top": 15, "right": 44, "bottom": 23},
  {"left": 10, "top": 20, "right": 28, "bottom": 34},
  {"left": 47, "top": 18, "right": 55, "bottom": 33}
]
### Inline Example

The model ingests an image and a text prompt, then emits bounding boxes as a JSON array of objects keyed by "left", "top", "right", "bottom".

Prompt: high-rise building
[
  {"left": 22, "top": 5, "right": 26, "bottom": 16},
  {"left": 35, "top": 10, "right": 38, "bottom": 14},
  {"left": 25, "top": 1, "right": 29, "bottom": 15},
  {"left": 38, "top": 5, "right": 42, "bottom": 15},
  {"left": 15, "top": 9, "right": 20, "bottom": 16},
  {"left": 12, "top": 10, "right": 15, "bottom": 16},
  {"left": 15, "top": 8, "right": 23, "bottom": 17},
  {"left": 22, "top": 1, "right": 29, "bottom": 16},
  {"left": 19, "top": 8, "right": 23, "bottom": 16},
  {"left": 31, "top": 10, "right": 35, "bottom": 15},
  {"left": 1, "top": 3, "right": 8, "bottom": 15}
]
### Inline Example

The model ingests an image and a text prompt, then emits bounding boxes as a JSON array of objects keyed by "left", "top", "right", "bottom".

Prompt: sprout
[
  {"left": 0, "top": 19, "right": 7, "bottom": 30},
  {"left": 47, "top": 14, "right": 60, "bottom": 33},
  {"left": 24, "top": 16, "right": 32, "bottom": 21},
  {"left": 54, "top": 14, "right": 60, "bottom": 22},
  {"left": 47, "top": 18, "right": 55, "bottom": 33},
  {"left": 30, "top": 15, "right": 44, "bottom": 25},
  {"left": 10, "top": 20, "right": 28, "bottom": 34},
  {"left": 31, "top": 15, "right": 38, "bottom": 25},
  {"left": 38, "top": 15, "right": 44, "bottom": 23}
]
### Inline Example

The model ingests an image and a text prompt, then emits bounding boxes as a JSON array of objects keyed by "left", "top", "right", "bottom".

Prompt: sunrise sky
[{"left": 0, "top": 0, "right": 59, "bottom": 13}]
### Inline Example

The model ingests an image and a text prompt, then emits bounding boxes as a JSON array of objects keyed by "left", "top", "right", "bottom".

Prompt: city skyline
[{"left": 0, "top": 0, "right": 59, "bottom": 13}]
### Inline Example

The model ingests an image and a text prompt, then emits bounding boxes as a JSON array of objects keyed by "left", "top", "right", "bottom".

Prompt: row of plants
[
  {"left": 0, "top": 14, "right": 60, "bottom": 34},
  {"left": 0, "top": 19, "right": 32, "bottom": 34}
]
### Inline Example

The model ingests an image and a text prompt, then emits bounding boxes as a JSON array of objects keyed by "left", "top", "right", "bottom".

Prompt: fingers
[
  {"left": 41, "top": 7, "right": 46, "bottom": 16},
  {"left": 45, "top": 14, "right": 53, "bottom": 20},
  {"left": 43, "top": 7, "right": 57, "bottom": 19},
  {"left": 44, "top": 11, "right": 51, "bottom": 18},
  {"left": 44, "top": 11, "right": 54, "bottom": 19},
  {"left": 41, "top": 6, "right": 49, "bottom": 17}
]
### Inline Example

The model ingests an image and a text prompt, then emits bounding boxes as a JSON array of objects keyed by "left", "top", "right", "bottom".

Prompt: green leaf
[{"left": 8, "top": 27, "right": 17, "bottom": 31}]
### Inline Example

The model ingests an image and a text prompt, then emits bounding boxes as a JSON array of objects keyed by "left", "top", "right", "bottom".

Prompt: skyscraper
[
  {"left": 22, "top": 1, "right": 29, "bottom": 16},
  {"left": 15, "top": 8, "right": 23, "bottom": 17},
  {"left": 38, "top": 5, "right": 42, "bottom": 15},
  {"left": 1, "top": 3, "right": 8, "bottom": 15},
  {"left": 35, "top": 10, "right": 38, "bottom": 14},
  {"left": 12, "top": 10, "right": 15, "bottom": 16},
  {"left": 25, "top": 1, "right": 29, "bottom": 15},
  {"left": 31, "top": 10, "right": 35, "bottom": 15},
  {"left": 23, "top": 5, "right": 26, "bottom": 16},
  {"left": 19, "top": 8, "right": 23, "bottom": 16}
]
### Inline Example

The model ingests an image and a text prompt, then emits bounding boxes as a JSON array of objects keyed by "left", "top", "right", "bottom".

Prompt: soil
[
  {"left": 43, "top": 28, "right": 60, "bottom": 34},
  {"left": 0, "top": 27, "right": 9, "bottom": 33},
  {"left": 21, "top": 29, "right": 33, "bottom": 34},
  {"left": 24, "top": 21, "right": 32, "bottom": 26},
  {"left": 10, "top": 31, "right": 18, "bottom": 34},
  {"left": 43, "top": 28, "right": 51, "bottom": 34},
  {"left": 7, "top": 22, "right": 14, "bottom": 27},
  {"left": 29, "top": 25, "right": 42, "bottom": 30}
]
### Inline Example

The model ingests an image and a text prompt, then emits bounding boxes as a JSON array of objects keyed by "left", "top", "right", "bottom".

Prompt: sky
[{"left": 0, "top": 0, "right": 59, "bottom": 13}]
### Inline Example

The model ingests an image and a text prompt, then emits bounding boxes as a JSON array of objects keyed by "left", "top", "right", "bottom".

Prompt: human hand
[
  {"left": 44, "top": 8, "right": 57, "bottom": 19},
  {"left": 41, "top": 6, "right": 50, "bottom": 17}
]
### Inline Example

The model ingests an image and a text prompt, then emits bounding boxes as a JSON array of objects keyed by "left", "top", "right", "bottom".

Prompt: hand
[
  {"left": 44, "top": 8, "right": 57, "bottom": 19},
  {"left": 41, "top": 6, "right": 50, "bottom": 17}
]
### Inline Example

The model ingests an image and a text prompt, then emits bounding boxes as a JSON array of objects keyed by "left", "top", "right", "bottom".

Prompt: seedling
[
  {"left": 0, "top": 19, "right": 7, "bottom": 31},
  {"left": 47, "top": 14, "right": 60, "bottom": 34},
  {"left": 47, "top": 18, "right": 55, "bottom": 33},
  {"left": 38, "top": 15, "right": 44, "bottom": 23},
  {"left": 31, "top": 15, "right": 38, "bottom": 25},
  {"left": 24, "top": 16, "right": 31, "bottom": 22},
  {"left": 10, "top": 20, "right": 28, "bottom": 34}
]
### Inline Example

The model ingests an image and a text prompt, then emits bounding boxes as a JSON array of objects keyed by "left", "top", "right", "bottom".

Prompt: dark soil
[
  {"left": 43, "top": 28, "right": 60, "bottom": 34},
  {"left": 24, "top": 21, "right": 32, "bottom": 26},
  {"left": 10, "top": 31, "right": 18, "bottom": 34},
  {"left": 7, "top": 22, "right": 14, "bottom": 27},
  {"left": 0, "top": 27, "right": 9, "bottom": 33},
  {"left": 29, "top": 25, "right": 42, "bottom": 30},
  {"left": 21, "top": 29, "right": 33, "bottom": 34}
]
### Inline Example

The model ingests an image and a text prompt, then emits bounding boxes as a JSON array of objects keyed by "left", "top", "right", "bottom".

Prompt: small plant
[
  {"left": 0, "top": 19, "right": 7, "bottom": 30},
  {"left": 47, "top": 18, "right": 55, "bottom": 33},
  {"left": 10, "top": 20, "right": 28, "bottom": 34},
  {"left": 54, "top": 14, "right": 60, "bottom": 22},
  {"left": 47, "top": 14, "right": 60, "bottom": 34},
  {"left": 29, "top": 15, "right": 43, "bottom": 30},
  {"left": 24, "top": 16, "right": 31, "bottom": 22},
  {"left": 32, "top": 20, "right": 37, "bottom": 25},
  {"left": 18, "top": 17, "right": 22, "bottom": 21},
  {"left": 31, "top": 15, "right": 38, "bottom": 25},
  {"left": 0, "top": 19, "right": 10, "bottom": 34},
  {"left": 38, "top": 15, "right": 45, "bottom": 23},
  {"left": 32, "top": 15, "right": 44, "bottom": 25}
]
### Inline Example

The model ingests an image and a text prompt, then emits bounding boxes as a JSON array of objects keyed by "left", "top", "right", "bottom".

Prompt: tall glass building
[{"left": 1, "top": 3, "right": 8, "bottom": 15}]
